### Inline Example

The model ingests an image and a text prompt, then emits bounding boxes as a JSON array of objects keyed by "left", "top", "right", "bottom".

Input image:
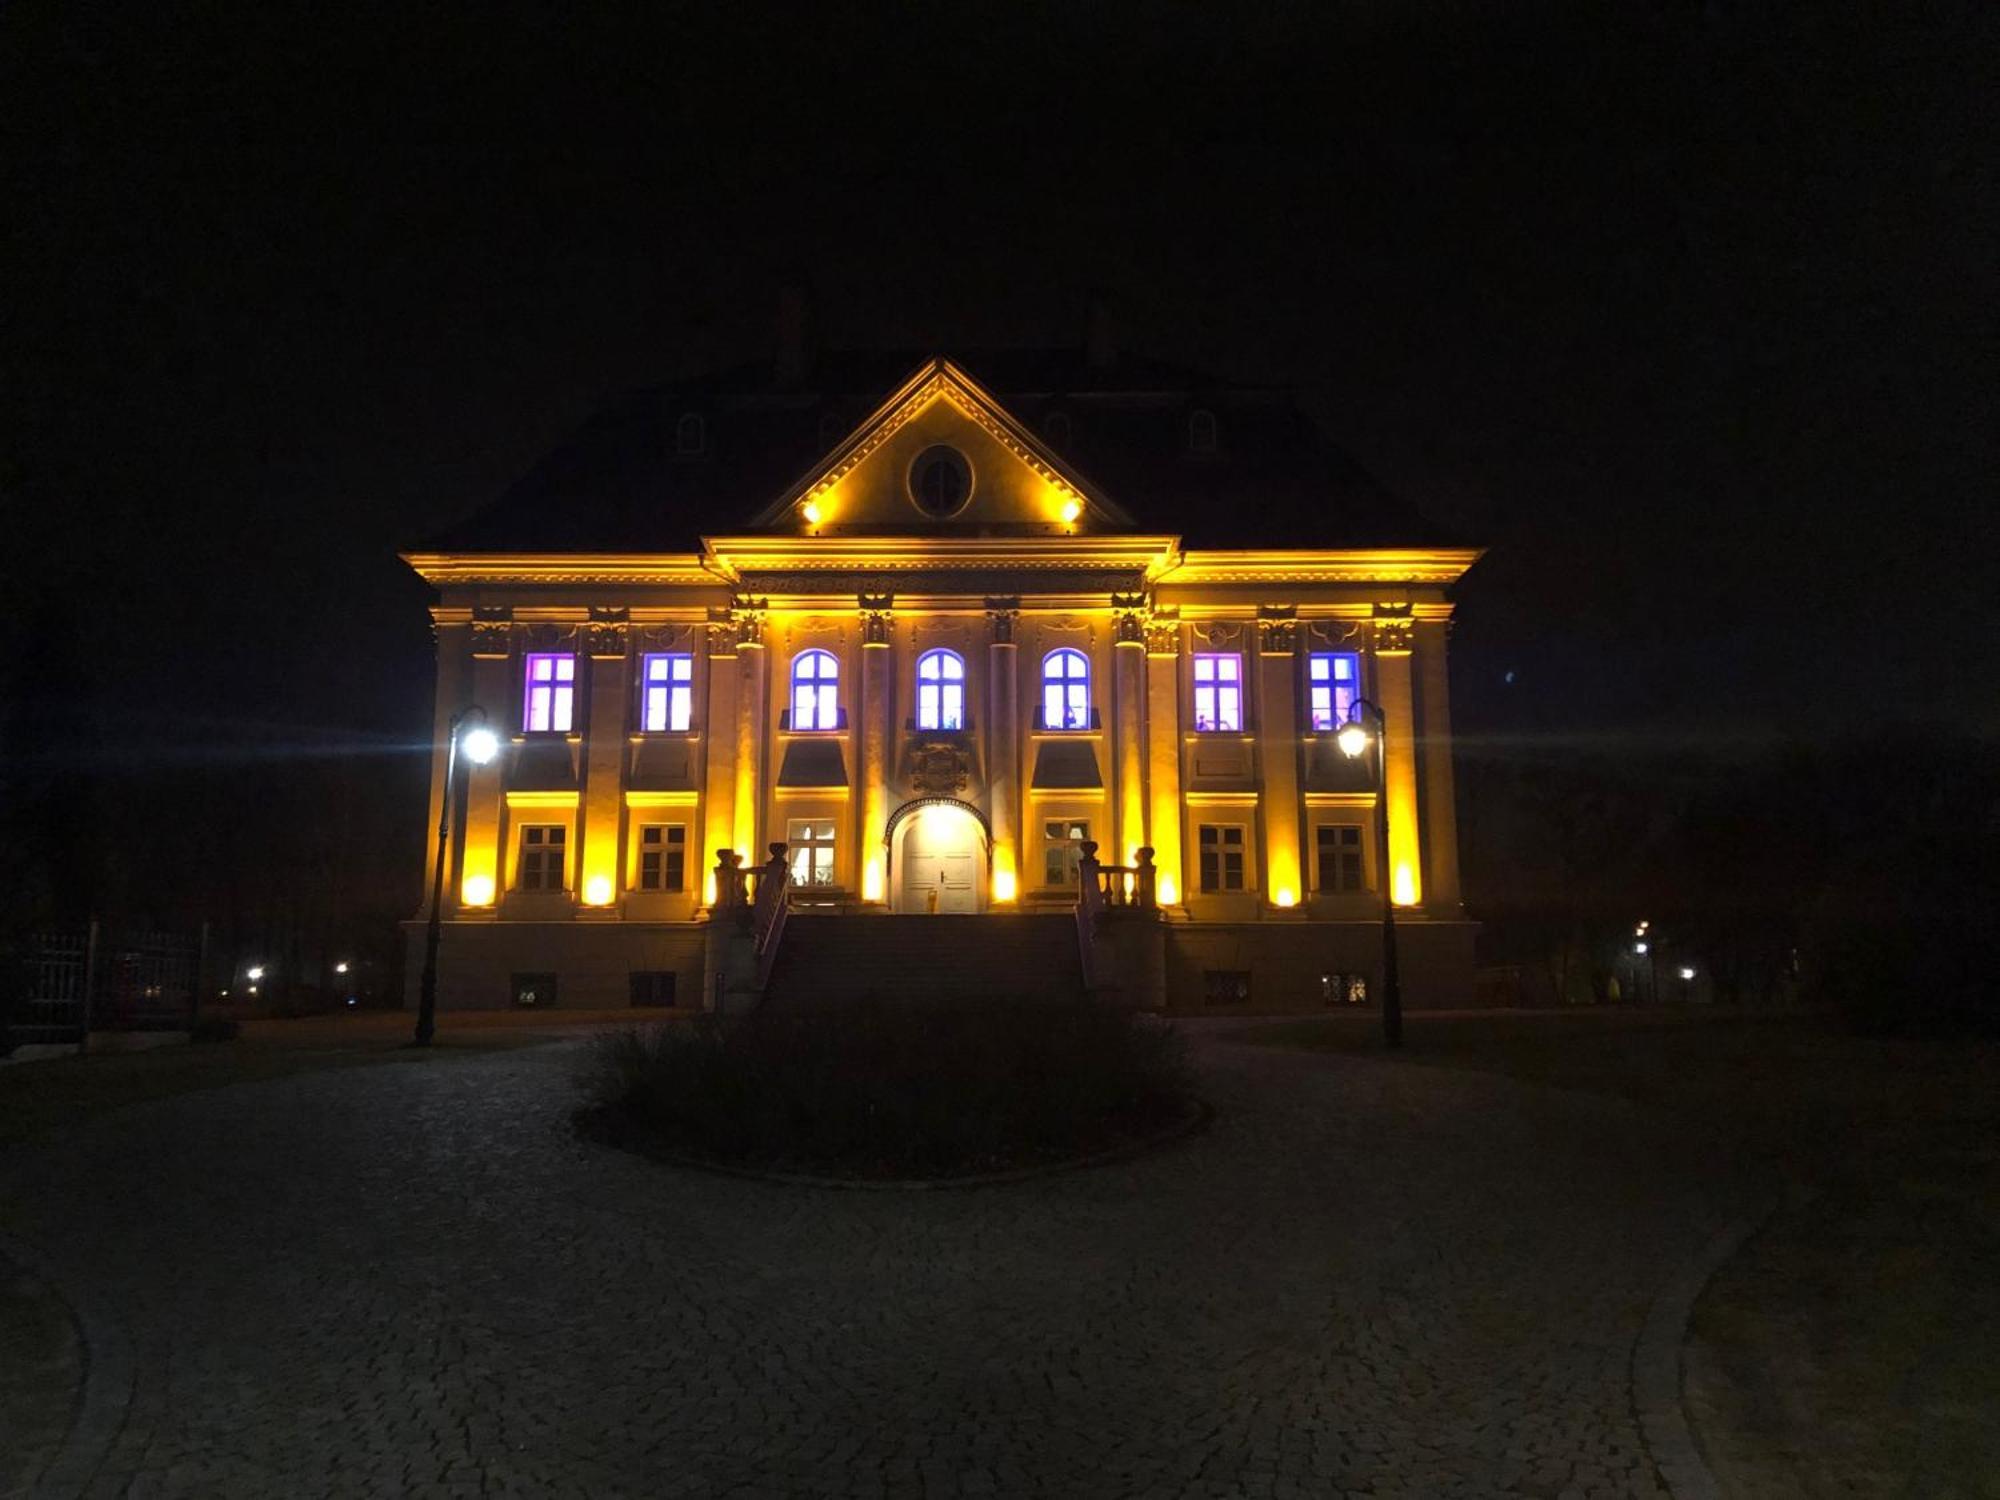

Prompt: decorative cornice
[{"left": 1159, "top": 549, "right": 1483, "bottom": 586}]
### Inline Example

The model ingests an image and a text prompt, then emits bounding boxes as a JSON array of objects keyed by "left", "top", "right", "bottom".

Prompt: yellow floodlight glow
[
  {"left": 800, "top": 498, "right": 823, "bottom": 527},
  {"left": 1060, "top": 497, "right": 1083, "bottom": 525},
  {"left": 1156, "top": 872, "right": 1178, "bottom": 906},
  {"left": 1392, "top": 864, "right": 1418, "bottom": 907},
  {"left": 862, "top": 858, "right": 884, "bottom": 903},
  {"left": 1273, "top": 888, "right": 1297, "bottom": 908},
  {"left": 462, "top": 873, "right": 496, "bottom": 907},
  {"left": 702, "top": 864, "right": 718, "bottom": 906},
  {"left": 583, "top": 874, "right": 614, "bottom": 907},
  {"left": 991, "top": 848, "right": 1017, "bottom": 903}
]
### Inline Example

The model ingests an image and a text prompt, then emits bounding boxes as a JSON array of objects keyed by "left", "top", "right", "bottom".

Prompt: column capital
[
  {"left": 731, "top": 595, "right": 769, "bottom": 650},
  {"left": 1111, "top": 591, "right": 1149, "bottom": 647},
  {"left": 471, "top": 605, "right": 513, "bottom": 659},
  {"left": 985, "top": 596, "right": 1021, "bottom": 645},
  {"left": 1257, "top": 607, "right": 1299, "bottom": 656},
  {"left": 585, "top": 605, "right": 630, "bottom": 659},
  {"left": 1370, "top": 602, "right": 1415, "bottom": 656},
  {"left": 858, "top": 592, "right": 895, "bottom": 646},
  {"left": 1144, "top": 603, "right": 1181, "bottom": 657}
]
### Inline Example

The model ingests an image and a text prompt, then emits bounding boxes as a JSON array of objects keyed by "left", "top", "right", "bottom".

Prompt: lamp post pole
[
  {"left": 1341, "top": 700, "right": 1402, "bottom": 1048},
  {"left": 415, "top": 706, "right": 492, "bottom": 1047}
]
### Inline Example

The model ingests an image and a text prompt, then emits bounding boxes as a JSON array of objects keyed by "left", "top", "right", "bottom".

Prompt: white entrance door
[{"left": 897, "top": 806, "right": 982, "bottom": 913}]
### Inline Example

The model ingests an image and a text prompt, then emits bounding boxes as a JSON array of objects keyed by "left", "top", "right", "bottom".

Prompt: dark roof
[{"left": 420, "top": 348, "right": 1453, "bottom": 553}]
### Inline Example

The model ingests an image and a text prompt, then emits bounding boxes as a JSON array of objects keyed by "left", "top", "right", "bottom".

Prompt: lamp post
[
  {"left": 415, "top": 706, "right": 499, "bottom": 1046},
  {"left": 1337, "top": 699, "right": 1403, "bottom": 1047}
]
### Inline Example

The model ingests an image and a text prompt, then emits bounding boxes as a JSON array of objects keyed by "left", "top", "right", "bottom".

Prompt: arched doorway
[{"left": 888, "top": 800, "right": 988, "bottom": 914}]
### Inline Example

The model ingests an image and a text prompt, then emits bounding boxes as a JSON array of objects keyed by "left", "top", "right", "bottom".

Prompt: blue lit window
[
  {"left": 1041, "top": 648, "right": 1091, "bottom": 730},
  {"left": 916, "top": 649, "right": 965, "bottom": 731},
  {"left": 790, "top": 649, "right": 840, "bottom": 730},
  {"left": 640, "top": 653, "right": 694, "bottom": 733},
  {"left": 1307, "top": 652, "right": 1361, "bottom": 732}
]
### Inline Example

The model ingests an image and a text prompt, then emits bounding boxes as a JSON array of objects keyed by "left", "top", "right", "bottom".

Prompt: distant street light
[
  {"left": 1338, "top": 698, "right": 1402, "bottom": 1048},
  {"left": 333, "top": 961, "right": 350, "bottom": 975},
  {"left": 415, "top": 705, "right": 498, "bottom": 1047},
  {"left": 246, "top": 964, "right": 266, "bottom": 982}
]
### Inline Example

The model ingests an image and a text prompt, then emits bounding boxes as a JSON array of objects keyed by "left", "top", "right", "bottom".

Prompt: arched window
[
  {"left": 1041, "top": 648, "right": 1091, "bottom": 731},
  {"left": 790, "top": 649, "right": 840, "bottom": 730},
  {"left": 916, "top": 649, "right": 965, "bottom": 731},
  {"left": 675, "top": 412, "right": 706, "bottom": 455},
  {"left": 1188, "top": 408, "right": 1218, "bottom": 454}
]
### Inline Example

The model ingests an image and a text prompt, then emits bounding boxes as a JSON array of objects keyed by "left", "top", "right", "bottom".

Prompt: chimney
[
  {"left": 1084, "top": 288, "right": 1116, "bottom": 371},
  {"left": 775, "top": 280, "right": 813, "bottom": 385}
]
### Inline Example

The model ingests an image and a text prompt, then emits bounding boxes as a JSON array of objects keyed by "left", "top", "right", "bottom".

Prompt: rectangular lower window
[
  {"left": 1315, "top": 824, "right": 1365, "bottom": 893},
  {"left": 511, "top": 972, "right": 557, "bottom": 1008},
  {"left": 1043, "top": 819, "right": 1091, "bottom": 887},
  {"left": 637, "top": 824, "right": 687, "bottom": 892},
  {"left": 1197, "top": 824, "right": 1246, "bottom": 892},
  {"left": 629, "top": 971, "right": 676, "bottom": 1007},
  {"left": 517, "top": 824, "right": 567, "bottom": 891},
  {"left": 1204, "top": 970, "right": 1251, "bottom": 1005},
  {"left": 787, "top": 819, "right": 836, "bottom": 887}
]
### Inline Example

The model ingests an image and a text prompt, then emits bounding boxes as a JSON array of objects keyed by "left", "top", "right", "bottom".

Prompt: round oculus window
[{"left": 907, "top": 445, "right": 973, "bottom": 518}]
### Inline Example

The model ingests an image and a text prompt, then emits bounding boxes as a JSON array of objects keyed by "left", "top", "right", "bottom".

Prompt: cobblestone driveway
[{"left": 2, "top": 1030, "right": 1762, "bottom": 1498}]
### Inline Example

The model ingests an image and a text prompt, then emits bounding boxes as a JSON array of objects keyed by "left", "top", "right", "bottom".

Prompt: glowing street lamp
[
  {"left": 245, "top": 964, "right": 266, "bottom": 982},
  {"left": 416, "top": 705, "right": 498, "bottom": 1046},
  {"left": 1338, "top": 698, "right": 1402, "bottom": 1048}
]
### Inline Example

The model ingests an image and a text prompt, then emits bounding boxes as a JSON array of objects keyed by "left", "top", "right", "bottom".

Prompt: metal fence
[{"left": 5, "top": 924, "right": 203, "bottom": 1048}]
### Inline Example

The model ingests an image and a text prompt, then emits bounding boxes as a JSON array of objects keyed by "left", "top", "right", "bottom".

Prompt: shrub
[{"left": 578, "top": 998, "right": 1195, "bottom": 1178}]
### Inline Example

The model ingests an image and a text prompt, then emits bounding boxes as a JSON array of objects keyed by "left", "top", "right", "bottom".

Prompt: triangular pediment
[{"left": 750, "top": 359, "right": 1131, "bottom": 534}]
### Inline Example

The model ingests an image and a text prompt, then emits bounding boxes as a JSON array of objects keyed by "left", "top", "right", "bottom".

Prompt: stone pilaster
[
  {"left": 1372, "top": 605, "right": 1422, "bottom": 907},
  {"left": 1143, "top": 611, "right": 1183, "bottom": 906},
  {"left": 700, "top": 609, "right": 740, "bottom": 904},
  {"left": 579, "top": 612, "right": 630, "bottom": 908},
  {"left": 1256, "top": 610, "right": 1303, "bottom": 907},
  {"left": 859, "top": 594, "right": 895, "bottom": 902},
  {"left": 733, "top": 600, "right": 768, "bottom": 867},
  {"left": 1112, "top": 594, "right": 1148, "bottom": 865},
  {"left": 1416, "top": 618, "right": 1462, "bottom": 909},
  {"left": 986, "top": 599, "right": 1021, "bottom": 901}
]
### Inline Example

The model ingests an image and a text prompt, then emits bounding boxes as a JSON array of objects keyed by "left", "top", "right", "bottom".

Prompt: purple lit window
[
  {"left": 1041, "top": 649, "right": 1090, "bottom": 730},
  {"left": 790, "top": 650, "right": 840, "bottom": 730},
  {"left": 523, "top": 653, "right": 576, "bottom": 734},
  {"left": 916, "top": 649, "right": 965, "bottom": 730},
  {"left": 1193, "top": 653, "right": 1242, "bottom": 732},
  {"left": 1307, "top": 652, "right": 1360, "bottom": 732},
  {"left": 641, "top": 653, "right": 694, "bottom": 733}
]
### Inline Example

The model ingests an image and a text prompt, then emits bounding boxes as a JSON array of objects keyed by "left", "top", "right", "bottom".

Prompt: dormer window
[
  {"left": 675, "top": 412, "right": 706, "bottom": 455},
  {"left": 1188, "top": 409, "right": 1218, "bottom": 454}
]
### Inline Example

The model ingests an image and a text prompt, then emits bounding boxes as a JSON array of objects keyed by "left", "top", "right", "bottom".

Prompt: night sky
[{"left": 6, "top": 2, "right": 1993, "bottom": 868}]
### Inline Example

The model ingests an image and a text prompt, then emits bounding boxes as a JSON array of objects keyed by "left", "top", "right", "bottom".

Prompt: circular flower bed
[{"left": 575, "top": 998, "right": 1200, "bottom": 1183}]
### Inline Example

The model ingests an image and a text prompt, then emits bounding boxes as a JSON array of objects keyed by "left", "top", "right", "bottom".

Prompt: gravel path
[{"left": 0, "top": 1029, "right": 1765, "bottom": 1498}]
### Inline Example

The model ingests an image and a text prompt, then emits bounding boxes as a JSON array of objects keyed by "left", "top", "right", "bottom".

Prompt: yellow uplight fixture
[
  {"left": 461, "top": 873, "right": 496, "bottom": 907},
  {"left": 1156, "top": 872, "right": 1178, "bottom": 906},
  {"left": 583, "top": 874, "right": 615, "bottom": 907},
  {"left": 800, "top": 498, "right": 823, "bottom": 528},
  {"left": 1060, "top": 497, "right": 1083, "bottom": 525},
  {"left": 992, "top": 867, "right": 1017, "bottom": 903},
  {"left": 1273, "top": 888, "right": 1297, "bottom": 909}
]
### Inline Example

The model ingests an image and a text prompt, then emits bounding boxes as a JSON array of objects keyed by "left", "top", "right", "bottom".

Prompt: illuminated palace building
[{"left": 404, "top": 346, "right": 1479, "bottom": 1011}]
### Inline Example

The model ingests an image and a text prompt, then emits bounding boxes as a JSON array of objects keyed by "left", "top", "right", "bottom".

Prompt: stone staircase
[{"left": 761, "top": 913, "right": 1086, "bottom": 1009}]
